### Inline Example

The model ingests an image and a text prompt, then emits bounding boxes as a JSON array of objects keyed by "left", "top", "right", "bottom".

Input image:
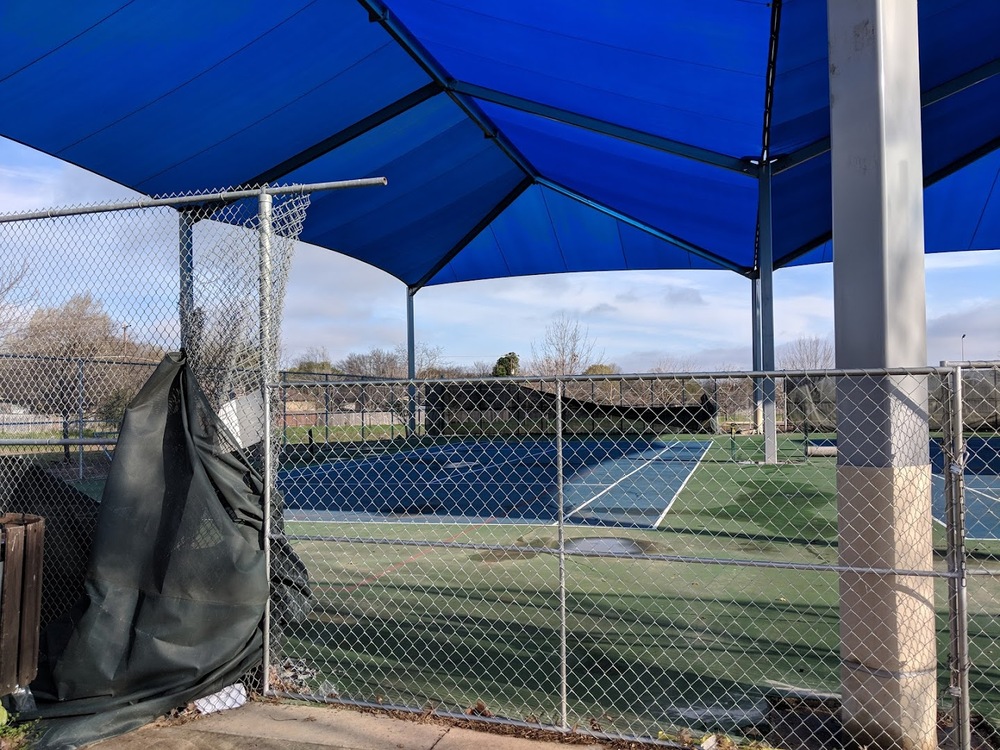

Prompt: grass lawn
[{"left": 278, "top": 433, "right": 1000, "bottom": 738}]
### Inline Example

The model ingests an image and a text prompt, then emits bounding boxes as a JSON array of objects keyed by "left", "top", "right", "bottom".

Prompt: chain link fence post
[
  {"left": 555, "top": 378, "right": 568, "bottom": 731},
  {"left": 76, "top": 358, "right": 84, "bottom": 480},
  {"left": 945, "top": 363, "right": 972, "bottom": 750},
  {"left": 259, "top": 188, "right": 275, "bottom": 697}
]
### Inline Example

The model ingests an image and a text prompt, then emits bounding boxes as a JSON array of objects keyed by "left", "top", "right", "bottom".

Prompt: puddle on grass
[
  {"left": 472, "top": 535, "right": 664, "bottom": 563},
  {"left": 564, "top": 537, "right": 650, "bottom": 556}
]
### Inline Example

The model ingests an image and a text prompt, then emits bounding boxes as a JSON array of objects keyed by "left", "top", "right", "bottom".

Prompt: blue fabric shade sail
[{"left": 0, "top": 0, "right": 997, "bottom": 289}]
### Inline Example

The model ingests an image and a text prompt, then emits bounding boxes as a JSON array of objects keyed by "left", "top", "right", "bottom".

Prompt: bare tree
[
  {"left": 528, "top": 313, "right": 603, "bottom": 376},
  {"left": 288, "top": 346, "right": 339, "bottom": 374},
  {"left": 333, "top": 343, "right": 447, "bottom": 379},
  {"left": 707, "top": 362, "right": 754, "bottom": 422},
  {"left": 0, "top": 260, "right": 31, "bottom": 344},
  {"left": 394, "top": 342, "right": 445, "bottom": 378},
  {"left": 1, "top": 294, "right": 149, "bottom": 445},
  {"left": 650, "top": 355, "right": 697, "bottom": 374},
  {"left": 336, "top": 347, "right": 402, "bottom": 378},
  {"left": 778, "top": 336, "right": 835, "bottom": 370},
  {"left": 469, "top": 360, "right": 493, "bottom": 377}
]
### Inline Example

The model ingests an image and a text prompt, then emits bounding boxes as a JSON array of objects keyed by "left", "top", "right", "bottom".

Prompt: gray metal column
[
  {"left": 751, "top": 275, "right": 763, "bottom": 434},
  {"left": 179, "top": 210, "right": 195, "bottom": 350},
  {"left": 944, "top": 363, "right": 971, "bottom": 750},
  {"left": 829, "top": 2, "right": 936, "bottom": 748},
  {"left": 758, "top": 162, "right": 778, "bottom": 463},
  {"left": 406, "top": 287, "right": 417, "bottom": 438},
  {"left": 258, "top": 190, "right": 275, "bottom": 695}
]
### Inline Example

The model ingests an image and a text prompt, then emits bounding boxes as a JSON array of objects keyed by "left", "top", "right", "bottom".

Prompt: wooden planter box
[{"left": 0, "top": 514, "right": 44, "bottom": 696}]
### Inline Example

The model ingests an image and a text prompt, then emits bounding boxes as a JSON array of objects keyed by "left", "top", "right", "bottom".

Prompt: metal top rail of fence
[
  {"left": 0, "top": 179, "right": 387, "bottom": 223},
  {"left": 269, "top": 365, "right": 949, "bottom": 389}
]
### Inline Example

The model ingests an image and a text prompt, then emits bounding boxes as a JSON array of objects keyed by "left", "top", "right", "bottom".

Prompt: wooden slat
[
  {"left": 0, "top": 520, "right": 24, "bottom": 695},
  {"left": 17, "top": 516, "right": 44, "bottom": 686}
]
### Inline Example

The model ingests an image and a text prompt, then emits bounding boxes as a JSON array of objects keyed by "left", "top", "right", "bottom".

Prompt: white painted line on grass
[{"left": 653, "top": 440, "right": 711, "bottom": 529}]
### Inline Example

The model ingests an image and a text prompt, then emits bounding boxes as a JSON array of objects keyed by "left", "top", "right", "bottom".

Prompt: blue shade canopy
[{"left": 0, "top": 0, "right": 997, "bottom": 289}]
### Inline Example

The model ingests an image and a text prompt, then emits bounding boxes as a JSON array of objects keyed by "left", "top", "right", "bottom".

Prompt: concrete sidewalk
[{"left": 86, "top": 701, "right": 615, "bottom": 750}]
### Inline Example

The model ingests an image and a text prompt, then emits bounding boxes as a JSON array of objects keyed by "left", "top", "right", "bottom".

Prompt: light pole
[
  {"left": 122, "top": 323, "right": 130, "bottom": 356},
  {"left": 961, "top": 333, "right": 966, "bottom": 362}
]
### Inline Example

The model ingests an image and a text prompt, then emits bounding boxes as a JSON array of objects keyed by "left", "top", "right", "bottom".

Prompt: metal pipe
[
  {"left": 179, "top": 210, "right": 195, "bottom": 350},
  {"left": 0, "top": 438, "right": 118, "bottom": 446},
  {"left": 266, "top": 366, "right": 948, "bottom": 389},
  {"left": 284, "top": 533, "right": 952, "bottom": 576},
  {"left": 758, "top": 162, "right": 778, "bottom": 463},
  {"left": 555, "top": 379, "right": 568, "bottom": 731},
  {"left": 406, "top": 288, "right": 417, "bottom": 438},
  {"left": 77, "top": 359, "right": 85, "bottom": 480},
  {"left": 945, "top": 363, "right": 972, "bottom": 750},
  {"left": 259, "top": 189, "right": 275, "bottom": 696},
  {"left": 0, "top": 178, "right": 388, "bottom": 223},
  {"left": 751, "top": 275, "right": 763, "bottom": 434}
]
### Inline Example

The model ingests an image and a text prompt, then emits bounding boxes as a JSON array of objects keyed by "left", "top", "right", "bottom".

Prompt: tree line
[
  {"left": 0, "top": 264, "right": 837, "bottom": 431},
  {"left": 0, "top": 291, "right": 165, "bottom": 435},
  {"left": 286, "top": 311, "right": 835, "bottom": 380}
]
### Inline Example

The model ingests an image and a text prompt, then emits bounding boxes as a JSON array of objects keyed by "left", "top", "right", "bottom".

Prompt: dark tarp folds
[{"left": 24, "top": 353, "right": 272, "bottom": 749}]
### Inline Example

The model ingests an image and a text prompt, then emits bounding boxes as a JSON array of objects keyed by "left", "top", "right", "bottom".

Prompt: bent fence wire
[{"left": 268, "top": 368, "right": 1000, "bottom": 748}]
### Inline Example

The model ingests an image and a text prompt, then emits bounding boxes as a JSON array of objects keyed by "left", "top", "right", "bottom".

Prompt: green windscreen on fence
[{"left": 25, "top": 353, "right": 269, "bottom": 749}]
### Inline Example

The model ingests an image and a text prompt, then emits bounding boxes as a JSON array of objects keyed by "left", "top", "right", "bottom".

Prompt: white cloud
[
  {"left": 927, "top": 300, "right": 1000, "bottom": 363},
  {"left": 925, "top": 249, "right": 1000, "bottom": 271}
]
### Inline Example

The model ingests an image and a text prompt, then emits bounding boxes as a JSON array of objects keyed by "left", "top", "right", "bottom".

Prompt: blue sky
[{"left": 1, "top": 136, "right": 997, "bottom": 372}]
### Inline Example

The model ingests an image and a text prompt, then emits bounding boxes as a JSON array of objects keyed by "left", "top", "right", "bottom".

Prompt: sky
[{"left": 1, "top": 136, "right": 998, "bottom": 372}]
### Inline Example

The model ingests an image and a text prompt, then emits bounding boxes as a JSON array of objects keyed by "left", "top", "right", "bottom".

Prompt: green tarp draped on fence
[{"left": 26, "top": 353, "right": 268, "bottom": 749}]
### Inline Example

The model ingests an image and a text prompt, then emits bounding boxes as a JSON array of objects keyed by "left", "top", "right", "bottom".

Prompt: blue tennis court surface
[
  {"left": 932, "top": 437, "right": 1000, "bottom": 540},
  {"left": 279, "top": 438, "right": 710, "bottom": 527}
]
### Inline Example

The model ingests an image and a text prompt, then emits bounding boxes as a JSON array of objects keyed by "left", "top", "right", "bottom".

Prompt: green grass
[
  {"left": 283, "top": 423, "right": 404, "bottom": 445},
  {"left": 281, "top": 523, "right": 841, "bottom": 735},
  {"left": 16, "top": 426, "right": 998, "bottom": 739},
  {"left": 278, "top": 435, "right": 1000, "bottom": 738}
]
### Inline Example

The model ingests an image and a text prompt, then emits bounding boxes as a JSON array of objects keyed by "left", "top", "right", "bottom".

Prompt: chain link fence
[
  {"left": 0, "top": 190, "right": 997, "bottom": 748},
  {"left": 0, "top": 187, "right": 313, "bottom": 635},
  {"left": 0, "top": 184, "right": 361, "bottom": 733},
  {"left": 270, "top": 367, "right": 1000, "bottom": 749}
]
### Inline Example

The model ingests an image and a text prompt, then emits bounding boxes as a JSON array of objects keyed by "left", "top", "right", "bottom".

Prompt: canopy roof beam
[
  {"left": 358, "top": 0, "right": 539, "bottom": 182},
  {"left": 244, "top": 82, "right": 441, "bottom": 187},
  {"left": 448, "top": 80, "right": 756, "bottom": 176},
  {"left": 773, "top": 55, "right": 1000, "bottom": 176},
  {"left": 758, "top": 0, "right": 782, "bottom": 165},
  {"left": 411, "top": 176, "right": 534, "bottom": 291},
  {"left": 537, "top": 178, "right": 752, "bottom": 276}
]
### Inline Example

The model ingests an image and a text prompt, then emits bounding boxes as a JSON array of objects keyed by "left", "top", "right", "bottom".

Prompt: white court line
[
  {"left": 967, "top": 484, "right": 1000, "bottom": 502},
  {"left": 653, "top": 441, "right": 711, "bottom": 528},
  {"left": 562, "top": 442, "right": 681, "bottom": 522}
]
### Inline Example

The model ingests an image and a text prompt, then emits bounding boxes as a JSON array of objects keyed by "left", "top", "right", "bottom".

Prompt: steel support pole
[
  {"left": 829, "top": 2, "right": 936, "bottom": 748},
  {"left": 758, "top": 162, "right": 778, "bottom": 463},
  {"left": 77, "top": 359, "right": 84, "bottom": 480},
  {"left": 258, "top": 190, "right": 275, "bottom": 696},
  {"left": 179, "top": 211, "right": 195, "bottom": 350},
  {"left": 945, "top": 364, "right": 971, "bottom": 750},
  {"left": 406, "top": 287, "right": 417, "bottom": 438},
  {"left": 555, "top": 379, "right": 568, "bottom": 731},
  {"left": 751, "top": 276, "right": 763, "bottom": 434}
]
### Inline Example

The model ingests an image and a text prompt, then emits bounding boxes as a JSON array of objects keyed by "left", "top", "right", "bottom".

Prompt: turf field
[{"left": 278, "top": 432, "right": 1000, "bottom": 738}]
